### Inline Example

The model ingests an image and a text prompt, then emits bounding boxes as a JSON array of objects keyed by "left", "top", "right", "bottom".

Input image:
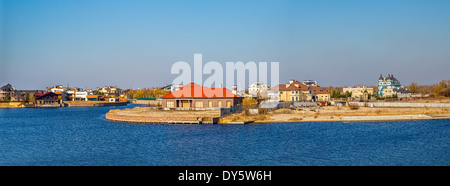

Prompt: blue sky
[{"left": 1, "top": 0, "right": 450, "bottom": 89}]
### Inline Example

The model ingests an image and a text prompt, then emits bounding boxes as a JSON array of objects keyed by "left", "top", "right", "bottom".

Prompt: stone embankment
[
  {"left": 66, "top": 102, "right": 128, "bottom": 107},
  {"left": 341, "top": 115, "right": 433, "bottom": 122},
  {"left": 105, "top": 112, "right": 202, "bottom": 124},
  {"left": 105, "top": 107, "right": 220, "bottom": 124}
]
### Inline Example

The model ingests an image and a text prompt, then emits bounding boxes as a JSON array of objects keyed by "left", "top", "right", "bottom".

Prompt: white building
[
  {"left": 248, "top": 82, "right": 270, "bottom": 98},
  {"left": 67, "top": 90, "right": 90, "bottom": 101},
  {"left": 303, "top": 80, "right": 318, "bottom": 87}
]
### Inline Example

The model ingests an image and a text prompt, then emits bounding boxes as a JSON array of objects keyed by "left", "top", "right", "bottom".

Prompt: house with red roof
[
  {"left": 34, "top": 92, "right": 61, "bottom": 107},
  {"left": 161, "top": 83, "right": 243, "bottom": 109},
  {"left": 269, "top": 80, "right": 312, "bottom": 102},
  {"left": 269, "top": 80, "right": 330, "bottom": 102},
  {"left": 310, "top": 86, "right": 330, "bottom": 102}
]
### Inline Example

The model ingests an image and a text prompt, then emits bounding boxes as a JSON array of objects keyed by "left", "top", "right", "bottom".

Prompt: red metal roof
[
  {"left": 161, "top": 83, "right": 239, "bottom": 99},
  {"left": 310, "top": 86, "right": 329, "bottom": 94},
  {"left": 35, "top": 92, "right": 58, "bottom": 100},
  {"left": 270, "top": 81, "right": 309, "bottom": 91},
  {"left": 270, "top": 81, "right": 329, "bottom": 94}
]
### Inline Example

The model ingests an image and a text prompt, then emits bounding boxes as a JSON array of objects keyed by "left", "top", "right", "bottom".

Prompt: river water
[{"left": 0, "top": 105, "right": 449, "bottom": 166}]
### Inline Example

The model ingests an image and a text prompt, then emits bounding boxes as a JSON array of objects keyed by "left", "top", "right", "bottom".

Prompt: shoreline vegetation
[
  {"left": 106, "top": 106, "right": 450, "bottom": 124},
  {"left": 224, "top": 107, "right": 450, "bottom": 123}
]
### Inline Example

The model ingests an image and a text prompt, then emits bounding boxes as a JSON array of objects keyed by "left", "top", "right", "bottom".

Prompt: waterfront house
[
  {"left": 1, "top": 84, "right": 14, "bottom": 101},
  {"left": 86, "top": 95, "right": 101, "bottom": 101},
  {"left": 0, "top": 84, "right": 22, "bottom": 102},
  {"left": 68, "top": 91, "right": 89, "bottom": 101},
  {"left": 269, "top": 80, "right": 311, "bottom": 102},
  {"left": 161, "top": 83, "right": 243, "bottom": 109},
  {"left": 47, "top": 85, "right": 68, "bottom": 101},
  {"left": 34, "top": 92, "right": 60, "bottom": 106}
]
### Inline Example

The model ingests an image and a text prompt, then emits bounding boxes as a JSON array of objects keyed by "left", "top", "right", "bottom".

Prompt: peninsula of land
[{"left": 106, "top": 106, "right": 450, "bottom": 124}]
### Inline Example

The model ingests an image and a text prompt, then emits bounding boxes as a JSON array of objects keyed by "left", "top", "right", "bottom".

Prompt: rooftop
[{"left": 162, "top": 83, "right": 240, "bottom": 99}]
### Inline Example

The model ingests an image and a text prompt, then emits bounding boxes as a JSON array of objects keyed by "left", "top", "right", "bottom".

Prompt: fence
[
  {"left": 219, "top": 105, "right": 242, "bottom": 117},
  {"left": 349, "top": 102, "right": 450, "bottom": 108}
]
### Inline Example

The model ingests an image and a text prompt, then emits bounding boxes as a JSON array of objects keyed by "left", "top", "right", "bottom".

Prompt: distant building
[
  {"left": 303, "top": 80, "right": 318, "bottom": 87},
  {"left": 74, "top": 91, "right": 89, "bottom": 101},
  {"left": 99, "top": 86, "right": 122, "bottom": 95},
  {"left": 34, "top": 92, "right": 60, "bottom": 106},
  {"left": 343, "top": 87, "right": 374, "bottom": 101},
  {"left": 248, "top": 82, "right": 270, "bottom": 98},
  {"left": 381, "top": 88, "right": 395, "bottom": 97},
  {"left": 310, "top": 86, "right": 331, "bottom": 102},
  {"left": 381, "top": 87, "right": 412, "bottom": 98},
  {"left": 269, "top": 80, "right": 312, "bottom": 102},
  {"left": 394, "top": 87, "right": 412, "bottom": 98},
  {"left": 47, "top": 85, "right": 67, "bottom": 101},
  {"left": 0, "top": 84, "right": 22, "bottom": 102},
  {"left": 1, "top": 84, "right": 14, "bottom": 101},
  {"left": 162, "top": 84, "right": 184, "bottom": 92},
  {"left": 378, "top": 74, "right": 401, "bottom": 96},
  {"left": 269, "top": 80, "right": 330, "bottom": 102},
  {"left": 86, "top": 95, "right": 101, "bottom": 101}
]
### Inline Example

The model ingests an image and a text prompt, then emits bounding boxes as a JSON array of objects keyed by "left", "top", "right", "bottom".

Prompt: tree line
[
  {"left": 127, "top": 88, "right": 170, "bottom": 99},
  {"left": 407, "top": 80, "right": 450, "bottom": 97},
  {"left": 324, "top": 79, "right": 450, "bottom": 98}
]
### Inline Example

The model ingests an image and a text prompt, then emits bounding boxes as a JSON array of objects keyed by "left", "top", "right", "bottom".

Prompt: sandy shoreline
[{"left": 227, "top": 107, "right": 450, "bottom": 124}]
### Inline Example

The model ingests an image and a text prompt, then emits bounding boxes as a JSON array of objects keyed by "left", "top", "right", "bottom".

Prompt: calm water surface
[{"left": 1, "top": 105, "right": 449, "bottom": 166}]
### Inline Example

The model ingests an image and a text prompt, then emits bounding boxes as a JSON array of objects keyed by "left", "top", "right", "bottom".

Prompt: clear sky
[{"left": 1, "top": 0, "right": 450, "bottom": 90}]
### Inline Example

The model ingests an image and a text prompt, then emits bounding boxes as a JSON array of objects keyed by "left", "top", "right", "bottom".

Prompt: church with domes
[{"left": 378, "top": 74, "right": 401, "bottom": 95}]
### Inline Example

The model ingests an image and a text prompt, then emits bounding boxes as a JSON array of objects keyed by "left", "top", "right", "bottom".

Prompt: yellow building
[
  {"left": 270, "top": 80, "right": 330, "bottom": 102},
  {"left": 311, "top": 86, "right": 331, "bottom": 102},
  {"left": 270, "top": 80, "right": 311, "bottom": 102},
  {"left": 342, "top": 87, "right": 374, "bottom": 101},
  {"left": 381, "top": 88, "right": 394, "bottom": 97}
]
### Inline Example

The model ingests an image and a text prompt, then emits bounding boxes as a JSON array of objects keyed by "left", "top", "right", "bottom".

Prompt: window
[
  {"left": 218, "top": 101, "right": 222, "bottom": 108},
  {"left": 166, "top": 101, "right": 175, "bottom": 108},
  {"left": 195, "top": 101, "right": 203, "bottom": 108},
  {"left": 208, "top": 101, "right": 212, "bottom": 107},
  {"left": 226, "top": 101, "right": 231, "bottom": 108}
]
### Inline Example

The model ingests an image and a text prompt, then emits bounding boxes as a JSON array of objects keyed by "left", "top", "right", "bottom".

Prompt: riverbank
[
  {"left": 222, "top": 107, "right": 450, "bottom": 123},
  {"left": 65, "top": 101, "right": 128, "bottom": 107},
  {"left": 0, "top": 102, "right": 26, "bottom": 108},
  {"left": 106, "top": 106, "right": 450, "bottom": 124}
]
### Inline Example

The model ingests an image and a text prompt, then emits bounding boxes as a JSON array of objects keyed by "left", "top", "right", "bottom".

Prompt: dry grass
[
  {"left": 252, "top": 106, "right": 450, "bottom": 123},
  {"left": 288, "top": 117, "right": 303, "bottom": 122},
  {"left": 348, "top": 103, "right": 360, "bottom": 110},
  {"left": 273, "top": 108, "right": 294, "bottom": 114}
]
